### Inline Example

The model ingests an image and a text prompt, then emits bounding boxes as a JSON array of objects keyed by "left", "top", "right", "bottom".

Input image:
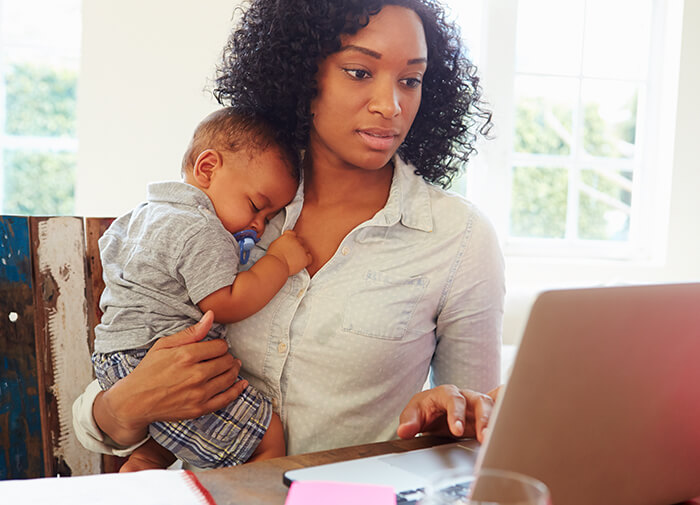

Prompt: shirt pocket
[{"left": 342, "top": 269, "right": 428, "bottom": 340}]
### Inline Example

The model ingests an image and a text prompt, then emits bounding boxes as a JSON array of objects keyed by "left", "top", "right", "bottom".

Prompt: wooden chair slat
[
  {"left": 0, "top": 216, "right": 45, "bottom": 479},
  {"left": 84, "top": 217, "right": 114, "bottom": 355},
  {"left": 30, "top": 216, "right": 102, "bottom": 477},
  {"left": 84, "top": 217, "right": 124, "bottom": 473}
]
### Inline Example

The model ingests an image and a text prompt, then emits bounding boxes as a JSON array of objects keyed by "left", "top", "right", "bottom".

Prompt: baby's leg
[
  {"left": 246, "top": 412, "right": 285, "bottom": 462},
  {"left": 119, "top": 439, "right": 177, "bottom": 473},
  {"left": 93, "top": 349, "right": 172, "bottom": 472},
  {"left": 92, "top": 349, "right": 148, "bottom": 390}
]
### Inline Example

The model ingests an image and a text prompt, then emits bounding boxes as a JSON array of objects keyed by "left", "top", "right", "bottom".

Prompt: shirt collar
[
  {"left": 380, "top": 155, "right": 434, "bottom": 232},
  {"left": 282, "top": 155, "right": 434, "bottom": 233},
  {"left": 146, "top": 181, "right": 215, "bottom": 213}
]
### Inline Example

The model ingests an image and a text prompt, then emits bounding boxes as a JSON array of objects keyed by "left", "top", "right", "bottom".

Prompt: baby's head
[{"left": 182, "top": 108, "right": 299, "bottom": 236}]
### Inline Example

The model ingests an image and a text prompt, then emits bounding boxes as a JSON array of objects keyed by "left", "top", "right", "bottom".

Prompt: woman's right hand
[{"left": 93, "top": 311, "right": 248, "bottom": 446}]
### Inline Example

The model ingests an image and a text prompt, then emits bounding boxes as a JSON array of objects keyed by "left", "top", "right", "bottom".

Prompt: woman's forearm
[{"left": 93, "top": 382, "right": 150, "bottom": 446}]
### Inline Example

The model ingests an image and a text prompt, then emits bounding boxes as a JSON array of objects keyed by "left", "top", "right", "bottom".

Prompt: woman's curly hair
[{"left": 214, "top": 0, "right": 492, "bottom": 188}]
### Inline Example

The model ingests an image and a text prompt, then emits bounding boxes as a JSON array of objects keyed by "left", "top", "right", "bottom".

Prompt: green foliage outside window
[
  {"left": 3, "top": 150, "right": 76, "bottom": 215},
  {"left": 2, "top": 62, "right": 78, "bottom": 215},
  {"left": 510, "top": 166, "right": 568, "bottom": 238},
  {"left": 511, "top": 95, "right": 635, "bottom": 241},
  {"left": 578, "top": 169, "right": 632, "bottom": 241},
  {"left": 514, "top": 98, "right": 571, "bottom": 156},
  {"left": 583, "top": 93, "right": 637, "bottom": 159},
  {"left": 5, "top": 63, "right": 77, "bottom": 137}
]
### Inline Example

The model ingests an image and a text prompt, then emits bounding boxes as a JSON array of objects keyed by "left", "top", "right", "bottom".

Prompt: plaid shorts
[{"left": 92, "top": 348, "right": 272, "bottom": 469}]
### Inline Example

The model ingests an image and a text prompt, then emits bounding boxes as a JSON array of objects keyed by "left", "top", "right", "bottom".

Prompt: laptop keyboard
[
  {"left": 396, "top": 482, "right": 471, "bottom": 504},
  {"left": 396, "top": 488, "right": 424, "bottom": 504}
]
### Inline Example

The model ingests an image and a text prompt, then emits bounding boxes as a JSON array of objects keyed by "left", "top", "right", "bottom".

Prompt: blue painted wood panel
[{"left": 0, "top": 216, "right": 45, "bottom": 479}]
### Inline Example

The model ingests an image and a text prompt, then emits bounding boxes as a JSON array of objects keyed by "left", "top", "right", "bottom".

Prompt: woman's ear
[{"left": 192, "top": 149, "right": 223, "bottom": 188}]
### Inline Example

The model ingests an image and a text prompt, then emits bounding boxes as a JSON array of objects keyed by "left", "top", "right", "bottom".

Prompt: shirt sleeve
[
  {"left": 431, "top": 208, "right": 506, "bottom": 394},
  {"left": 177, "top": 218, "right": 240, "bottom": 305},
  {"left": 71, "top": 379, "right": 149, "bottom": 457}
]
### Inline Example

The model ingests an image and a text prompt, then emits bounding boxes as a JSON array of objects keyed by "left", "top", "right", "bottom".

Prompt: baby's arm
[{"left": 198, "top": 231, "right": 311, "bottom": 323}]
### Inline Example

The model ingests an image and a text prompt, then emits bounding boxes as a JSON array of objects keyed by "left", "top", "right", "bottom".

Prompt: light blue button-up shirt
[
  {"left": 229, "top": 156, "right": 505, "bottom": 455},
  {"left": 72, "top": 156, "right": 505, "bottom": 459}
]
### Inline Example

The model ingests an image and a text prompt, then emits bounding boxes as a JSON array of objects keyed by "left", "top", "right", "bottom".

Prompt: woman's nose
[{"left": 368, "top": 80, "right": 401, "bottom": 118}]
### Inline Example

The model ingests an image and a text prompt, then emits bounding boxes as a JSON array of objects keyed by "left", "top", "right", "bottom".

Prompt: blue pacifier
[{"left": 233, "top": 229, "right": 260, "bottom": 265}]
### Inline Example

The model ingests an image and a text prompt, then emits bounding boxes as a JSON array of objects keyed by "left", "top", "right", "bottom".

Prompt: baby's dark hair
[
  {"left": 214, "top": 0, "right": 492, "bottom": 188},
  {"left": 181, "top": 107, "right": 299, "bottom": 179}
]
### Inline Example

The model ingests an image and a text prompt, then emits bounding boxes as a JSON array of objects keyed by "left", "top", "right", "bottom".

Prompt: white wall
[
  {"left": 75, "top": 0, "right": 238, "bottom": 217},
  {"left": 664, "top": 0, "right": 700, "bottom": 281},
  {"left": 76, "top": 1, "right": 700, "bottom": 345}
]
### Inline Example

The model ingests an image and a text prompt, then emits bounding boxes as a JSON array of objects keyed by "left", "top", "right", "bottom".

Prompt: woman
[{"left": 73, "top": 0, "right": 504, "bottom": 460}]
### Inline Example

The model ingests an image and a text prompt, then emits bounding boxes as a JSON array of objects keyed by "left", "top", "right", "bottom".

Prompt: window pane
[
  {"left": 516, "top": 0, "right": 585, "bottom": 76},
  {"left": 0, "top": 0, "right": 80, "bottom": 216},
  {"left": 514, "top": 76, "right": 576, "bottom": 155},
  {"left": 1, "top": 0, "right": 81, "bottom": 63},
  {"left": 582, "top": 79, "right": 638, "bottom": 159},
  {"left": 582, "top": 0, "right": 652, "bottom": 80},
  {"left": 578, "top": 168, "right": 632, "bottom": 240},
  {"left": 510, "top": 166, "right": 568, "bottom": 238},
  {"left": 5, "top": 63, "right": 78, "bottom": 137},
  {"left": 3, "top": 150, "right": 76, "bottom": 215}
]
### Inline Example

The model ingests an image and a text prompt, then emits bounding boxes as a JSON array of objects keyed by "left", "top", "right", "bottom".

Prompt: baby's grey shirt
[{"left": 93, "top": 181, "right": 239, "bottom": 353}]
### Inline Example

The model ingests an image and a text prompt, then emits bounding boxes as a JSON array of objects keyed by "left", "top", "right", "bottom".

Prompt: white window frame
[{"left": 453, "top": 0, "right": 684, "bottom": 263}]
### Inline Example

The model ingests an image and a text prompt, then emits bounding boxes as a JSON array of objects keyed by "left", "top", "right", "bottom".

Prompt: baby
[{"left": 91, "top": 108, "right": 310, "bottom": 471}]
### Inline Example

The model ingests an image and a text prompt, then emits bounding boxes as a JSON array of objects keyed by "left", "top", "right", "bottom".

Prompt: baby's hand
[{"left": 267, "top": 230, "right": 312, "bottom": 275}]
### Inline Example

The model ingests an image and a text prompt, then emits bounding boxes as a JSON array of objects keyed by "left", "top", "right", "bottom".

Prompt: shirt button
[
  {"left": 278, "top": 342, "right": 287, "bottom": 353},
  {"left": 297, "top": 289, "right": 304, "bottom": 298},
  {"left": 341, "top": 247, "right": 350, "bottom": 256}
]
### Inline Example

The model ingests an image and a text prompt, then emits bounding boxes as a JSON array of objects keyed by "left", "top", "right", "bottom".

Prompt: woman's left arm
[{"left": 397, "top": 208, "right": 506, "bottom": 442}]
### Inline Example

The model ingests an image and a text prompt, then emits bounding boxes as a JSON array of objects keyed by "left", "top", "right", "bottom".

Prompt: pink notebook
[{"left": 284, "top": 480, "right": 396, "bottom": 505}]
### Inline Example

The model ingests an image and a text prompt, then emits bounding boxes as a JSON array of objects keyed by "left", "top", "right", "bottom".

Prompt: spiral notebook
[{"left": 0, "top": 469, "right": 216, "bottom": 505}]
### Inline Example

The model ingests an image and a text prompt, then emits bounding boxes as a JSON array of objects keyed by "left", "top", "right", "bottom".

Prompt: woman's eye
[
  {"left": 344, "top": 68, "right": 371, "bottom": 80},
  {"left": 402, "top": 77, "right": 422, "bottom": 89}
]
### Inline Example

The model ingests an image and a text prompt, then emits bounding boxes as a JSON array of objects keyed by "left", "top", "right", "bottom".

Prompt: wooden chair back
[{"left": 0, "top": 215, "right": 121, "bottom": 479}]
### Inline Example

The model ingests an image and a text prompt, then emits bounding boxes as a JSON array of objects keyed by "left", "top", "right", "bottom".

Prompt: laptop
[{"left": 284, "top": 282, "right": 700, "bottom": 505}]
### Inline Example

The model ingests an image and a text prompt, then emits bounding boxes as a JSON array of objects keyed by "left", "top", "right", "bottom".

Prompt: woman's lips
[{"left": 357, "top": 129, "right": 398, "bottom": 151}]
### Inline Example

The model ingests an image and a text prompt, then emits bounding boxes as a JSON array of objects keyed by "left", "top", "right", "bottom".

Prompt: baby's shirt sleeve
[{"left": 177, "top": 218, "right": 240, "bottom": 305}]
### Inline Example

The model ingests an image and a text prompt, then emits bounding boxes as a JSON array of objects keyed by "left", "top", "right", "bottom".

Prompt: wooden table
[
  {"left": 196, "top": 436, "right": 454, "bottom": 505},
  {"left": 196, "top": 436, "right": 700, "bottom": 505}
]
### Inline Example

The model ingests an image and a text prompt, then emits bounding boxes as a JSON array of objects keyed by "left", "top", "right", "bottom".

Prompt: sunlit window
[
  {"left": 448, "top": 0, "right": 679, "bottom": 260},
  {"left": 0, "top": 0, "right": 80, "bottom": 216},
  {"left": 510, "top": 0, "right": 650, "bottom": 244}
]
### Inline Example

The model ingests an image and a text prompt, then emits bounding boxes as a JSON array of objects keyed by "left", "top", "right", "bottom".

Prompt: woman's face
[{"left": 309, "top": 5, "right": 427, "bottom": 172}]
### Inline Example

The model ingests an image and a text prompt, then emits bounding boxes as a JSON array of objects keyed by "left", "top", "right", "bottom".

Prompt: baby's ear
[{"left": 192, "top": 149, "right": 223, "bottom": 188}]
